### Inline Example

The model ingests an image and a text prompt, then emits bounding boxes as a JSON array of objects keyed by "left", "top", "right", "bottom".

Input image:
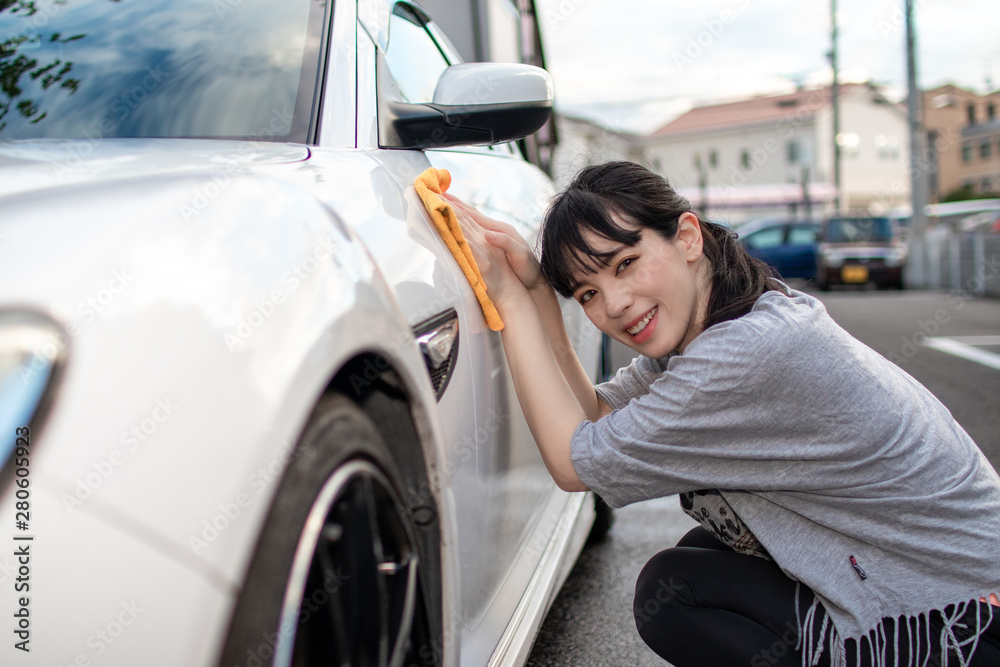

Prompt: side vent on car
[{"left": 413, "top": 309, "right": 460, "bottom": 401}]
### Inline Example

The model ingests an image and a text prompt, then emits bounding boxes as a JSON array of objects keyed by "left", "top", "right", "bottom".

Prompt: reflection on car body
[{"left": 0, "top": 1, "right": 602, "bottom": 666}]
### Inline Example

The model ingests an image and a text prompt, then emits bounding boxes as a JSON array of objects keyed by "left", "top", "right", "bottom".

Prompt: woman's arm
[
  {"left": 527, "top": 280, "right": 613, "bottom": 421},
  {"left": 446, "top": 195, "right": 610, "bottom": 422},
  {"left": 446, "top": 196, "right": 592, "bottom": 490},
  {"left": 498, "top": 290, "right": 591, "bottom": 491}
]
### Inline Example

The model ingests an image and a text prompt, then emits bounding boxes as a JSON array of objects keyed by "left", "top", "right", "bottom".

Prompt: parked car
[
  {"left": 816, "top": 216, "right": 907, "bottom": 290},
  {"left": 736, "top": 219, "right": 819, "bottom": 281},
  {"left": 0, "top": 2, "right": 604, "bottom": 666}
]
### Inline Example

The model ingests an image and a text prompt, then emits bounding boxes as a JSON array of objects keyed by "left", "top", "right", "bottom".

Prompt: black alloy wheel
[
  {"left": 219, "top": 395, "right": 436, "bottom": 667},
  {"left": 287, "top": 460, "right": 419, "bottom": 667}
]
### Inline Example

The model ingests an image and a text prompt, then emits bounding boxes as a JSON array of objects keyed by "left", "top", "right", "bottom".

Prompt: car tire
[
  {"left": 585, "top": 493, "right": 616, "bottom": 545},
  {"left": 218, "top": 394, "right": 437, "bottom": 667}
]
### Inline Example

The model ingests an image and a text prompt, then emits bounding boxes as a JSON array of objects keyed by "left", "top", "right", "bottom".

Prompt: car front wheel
[{"left": 218, "top": 395, "right": 436, "bottom": 667}]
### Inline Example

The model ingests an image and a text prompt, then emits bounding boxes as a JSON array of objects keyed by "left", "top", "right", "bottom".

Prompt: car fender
[{"left": 0, "top": 170, "right": 452, "bottom": 592}]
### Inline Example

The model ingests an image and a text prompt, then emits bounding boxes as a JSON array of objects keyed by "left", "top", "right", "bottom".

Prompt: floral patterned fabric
[{"left": 679, "top": 490, "right": 771, "bottom": 560}]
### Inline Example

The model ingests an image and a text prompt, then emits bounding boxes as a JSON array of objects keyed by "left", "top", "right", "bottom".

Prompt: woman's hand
[
  {"left": 446, "top": 194, "right": 545, "bottom": 291},
  {"left": 446, "top": 195, "right": 528, "bottom": 310}
]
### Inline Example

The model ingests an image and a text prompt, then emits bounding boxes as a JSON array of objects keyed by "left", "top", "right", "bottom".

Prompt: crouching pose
[{"left": 447, "top": 161, "right": 1000, "bottom": 666}]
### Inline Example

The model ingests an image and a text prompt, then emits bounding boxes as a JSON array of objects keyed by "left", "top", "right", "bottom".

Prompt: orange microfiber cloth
[{"left": 414, "top": 167, "right": 504, "bottom": 331}]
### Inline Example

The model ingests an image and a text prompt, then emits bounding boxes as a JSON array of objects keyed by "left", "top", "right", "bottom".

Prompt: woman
[{"left": 447, "top": 161, "right": 1000, "bottom": 667}]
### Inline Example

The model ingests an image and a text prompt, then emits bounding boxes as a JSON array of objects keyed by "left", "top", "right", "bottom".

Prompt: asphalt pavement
[{"left": 526, "top": 285, "right": 1000, "bottom": 665}]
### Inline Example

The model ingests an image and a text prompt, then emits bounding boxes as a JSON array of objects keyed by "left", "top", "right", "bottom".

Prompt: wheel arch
[{"left": 321, "top": 352, "right": 445, "bottom": 663}]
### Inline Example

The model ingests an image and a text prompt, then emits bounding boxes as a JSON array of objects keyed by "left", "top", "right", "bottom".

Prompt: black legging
[{"left": 633, "top": 526, "right": 1000, "bottom": 667}]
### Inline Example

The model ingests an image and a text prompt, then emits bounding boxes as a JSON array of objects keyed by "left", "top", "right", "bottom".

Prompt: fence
[{"left": 908, "top": 232, "right": 1000, "bottom": 298}]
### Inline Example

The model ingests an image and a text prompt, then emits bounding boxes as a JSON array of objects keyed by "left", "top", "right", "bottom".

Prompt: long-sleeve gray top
[{"left": 571, "top": 288, "right": 1000, "bottom": 665}]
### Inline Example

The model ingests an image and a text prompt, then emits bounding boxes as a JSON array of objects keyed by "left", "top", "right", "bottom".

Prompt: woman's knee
[{"left": 633, "top": 549, "right": 694, "bottom": 634}]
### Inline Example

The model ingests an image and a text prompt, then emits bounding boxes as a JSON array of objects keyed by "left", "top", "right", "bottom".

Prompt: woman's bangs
[{"left": 541, "top": 191, "right": 641, "bottom": 297}]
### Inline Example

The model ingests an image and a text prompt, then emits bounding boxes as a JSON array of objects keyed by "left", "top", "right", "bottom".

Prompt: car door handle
[{"left": 412, "top": 309, "right": 460, "bottom": 400}]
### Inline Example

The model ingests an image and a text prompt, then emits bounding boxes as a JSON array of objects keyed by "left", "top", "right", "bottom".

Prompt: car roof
[{"left": 736, "top": 218, "right": 818, "bottom": 236}]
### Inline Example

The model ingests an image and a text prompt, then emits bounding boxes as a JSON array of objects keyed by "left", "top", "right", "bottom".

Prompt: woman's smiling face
[{"left": 571, "top": 211, "right": 712, "bottom": 357}]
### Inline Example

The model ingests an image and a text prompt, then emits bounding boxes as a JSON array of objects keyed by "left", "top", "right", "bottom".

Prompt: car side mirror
[{"left": 378, "top": 60, "right": 554, "bottom": 149}]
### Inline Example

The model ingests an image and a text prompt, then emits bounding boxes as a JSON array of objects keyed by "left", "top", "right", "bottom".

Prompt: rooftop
[{"left": 650, "top": 83, "right": 876, "bottom": 138}]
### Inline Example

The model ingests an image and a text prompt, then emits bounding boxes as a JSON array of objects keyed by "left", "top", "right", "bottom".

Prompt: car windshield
[
  {"left": 824, "top": 217, "right": 894, "bottom": 243},
  {"left": 0, "top": 0, "right": 327, "bottom": 142}
]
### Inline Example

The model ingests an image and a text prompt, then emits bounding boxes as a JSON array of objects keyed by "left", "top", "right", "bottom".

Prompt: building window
[
  {"left": 989, "top": 103, "right": 996, "bottom": 122},
  {"left": 968, "top": 103, "right": 977, "bottom": 126},
  {"left": 837, "top": 132, "right": 860, "bottom": 157},
  {"left": 982, "top": 178, "right": 993, "bottom": 193},
  {"left": 787, "top": 140, "right": 800, "bottom": 163},
  {"left": 875, "top": 134, "right": 900, "bottom": 159},
  {"left": 740, "top": 149, "right": 750, "bottom": 170},
  {"left": 709, "top": 149, "right": 718, "bottom": 169},
  {"left": 962, "top": 145, "right": 973, "bottom": 163},
  {"left": 982, "top": 142, "right": 992, "bottom": 160}
]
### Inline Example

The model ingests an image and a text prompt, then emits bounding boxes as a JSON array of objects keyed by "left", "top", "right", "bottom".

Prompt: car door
[
  {"left": 741, "top": 224, "right": 788, "bottom": 275},
  {"left": 352, "top": 3, "right": 600, "bottom": 663},
  {"left": 782, "top": 224, "right": 818, "bottom": 280}
]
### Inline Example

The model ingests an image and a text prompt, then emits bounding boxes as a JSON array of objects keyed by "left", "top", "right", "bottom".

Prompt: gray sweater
[{"left": 572, "top": 288, "right": 1000, "bottom": 666}]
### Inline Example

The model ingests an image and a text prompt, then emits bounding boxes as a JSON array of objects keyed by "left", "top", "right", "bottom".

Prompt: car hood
[{"left": 0, "top": 138, "right": 309, "bottom": 200}]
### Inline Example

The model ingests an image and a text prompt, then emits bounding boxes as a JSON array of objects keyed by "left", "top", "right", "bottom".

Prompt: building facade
[
  {"left": 641, "top": 84, "right": 911, "bottom": 225},
  {"left": 924, "top": 85, "right": 1000, "bottom": 201}
]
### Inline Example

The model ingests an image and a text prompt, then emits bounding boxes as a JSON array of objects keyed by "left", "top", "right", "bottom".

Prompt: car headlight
[
  {"left": 0, "top": 311, "right": 68, "bottom": 472},
  {"left": 884, "top": 246, "right": 907, "bottom": 267},
  {"left": 821, "top": 248, "right": 845, "bottom": 268}
]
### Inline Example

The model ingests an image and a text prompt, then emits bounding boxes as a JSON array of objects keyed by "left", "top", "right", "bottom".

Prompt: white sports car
[{"left": 0, "top": 1, "right": 606, "bottom": 665}]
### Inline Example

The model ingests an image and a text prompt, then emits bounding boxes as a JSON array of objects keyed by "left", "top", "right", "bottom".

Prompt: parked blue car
[{"left": 736, "top": 219, "right": 819, "bottom": 281}]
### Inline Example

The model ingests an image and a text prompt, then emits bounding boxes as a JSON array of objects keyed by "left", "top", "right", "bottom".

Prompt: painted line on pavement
[{"left": 923, "top": 337, "right": 1000, "bottom": 372}]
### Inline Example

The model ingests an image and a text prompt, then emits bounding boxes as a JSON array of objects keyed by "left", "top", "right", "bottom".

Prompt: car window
[
  {"left": 787, "top": 226, "right": 817, "bottom": 245},
  {"left": 742, "top": 227, "right": 785, "bottom": 250},
  {"left": 384, "top": 5, "right": 451, "bottom": 104},
  {"left": 0, "top": 0, "right": 328, "bottom": 142},
  {"left": 824, "top": 218, "right": 893, "bottom": 243}
]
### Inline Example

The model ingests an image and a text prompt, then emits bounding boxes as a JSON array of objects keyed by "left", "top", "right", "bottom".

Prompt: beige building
[
  {"left": 924, "top": 84, "right": 1000, "bottom": 201},
  {"left": 641, "top": 84, "right": 911, "bottom": 225}
]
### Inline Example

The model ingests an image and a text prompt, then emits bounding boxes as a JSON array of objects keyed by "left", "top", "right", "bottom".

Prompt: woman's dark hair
[{"left": 540, "top": 161, "right": 786, "bottom": 330}]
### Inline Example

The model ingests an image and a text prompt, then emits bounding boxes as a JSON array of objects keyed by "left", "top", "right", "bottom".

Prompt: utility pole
[
  {"left": 694, "top": 153, "right": 708, "bottom": 220},
  {"left": 829, "top": 0, "right": 842, "bottom": 214},
  {"left": 801, "top": 165, "right": 813, "bottom": 220},
  {"left": 905, "top": 0, "right": 928, "bottom": 287}
]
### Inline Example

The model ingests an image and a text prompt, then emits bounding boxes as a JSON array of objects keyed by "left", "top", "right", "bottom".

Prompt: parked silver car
[{"left": 0, "top": 1, "right": 603, "bottom": 665}]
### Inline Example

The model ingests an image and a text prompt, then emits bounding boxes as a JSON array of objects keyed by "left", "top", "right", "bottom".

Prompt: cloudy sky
[{"left": 535, "top": 0, "right": 1000, "bottom": 133}]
